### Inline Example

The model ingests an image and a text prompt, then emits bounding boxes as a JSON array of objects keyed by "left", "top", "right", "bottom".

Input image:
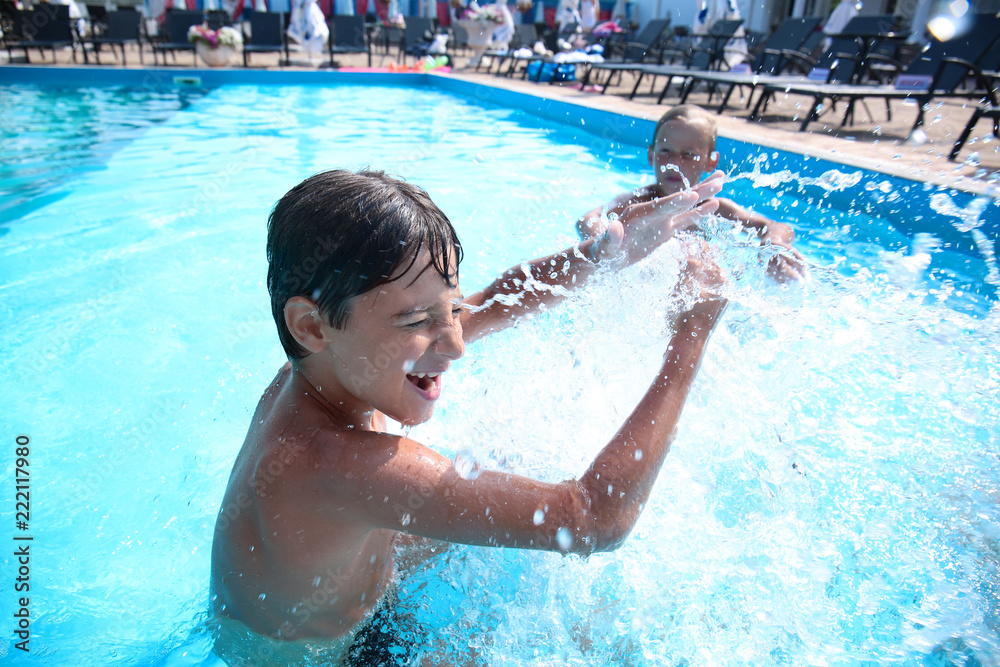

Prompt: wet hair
[
  {"left": 652, "top": 105, "right": 718, "bottom": 152},
  {"left": 266, "top": 169, "right": 463, "bottom": 359}
]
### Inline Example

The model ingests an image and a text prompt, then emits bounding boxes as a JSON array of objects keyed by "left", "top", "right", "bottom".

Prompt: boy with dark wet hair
[
  {"left": 577, "top": 105, "right": 806, "bottom": 280},
  {"left": 211, "top": 168, "right": 728, "bottom": 663}
]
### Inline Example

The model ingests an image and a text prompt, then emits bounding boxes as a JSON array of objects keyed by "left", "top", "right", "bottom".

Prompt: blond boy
[{"left": 577, "top": 105, "right": 806, "bottom": 280}]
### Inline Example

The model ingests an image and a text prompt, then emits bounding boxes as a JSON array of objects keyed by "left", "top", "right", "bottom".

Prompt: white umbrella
[{"left": 287, "top": 0, "right": 329, "bottom": 59}]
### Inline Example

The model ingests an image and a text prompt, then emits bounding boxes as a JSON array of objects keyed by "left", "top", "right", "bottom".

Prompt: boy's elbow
[{"left": 559, "top": 481, "right": 637, "bottom": 555}]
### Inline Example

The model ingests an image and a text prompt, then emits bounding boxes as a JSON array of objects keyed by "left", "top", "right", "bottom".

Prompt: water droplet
[
  {"left": 400, "top": 513, "right": 411, "bottom": 526},
  {"left": 556, "top": 527, "right": 573, "bottom": 551},
  {"left": 634, "top": 449, "right": 643, "bottom": 461},
  {"left": 402, "top": 359, "right": 415, "bottom": 373},
  {"left": 532, "top": 509, "right": 545, "bottom": 525},
  {"left": 316, "top": 386, "right": 321, "bottom": 391},
  {"left": 313, "top": 576, "right": 321, "bottom": 587},
  {"left": 907, "top": 128, "right": 928, "bottom": 145},
  {"left": 258, "top": 593, "right": 266, "bottom": 601},
  {"left": 454, "top": 449, "right": 482, "bottom": 480},
  {"left": 964, "top": 152, "right": 981, "bottom": 167}
]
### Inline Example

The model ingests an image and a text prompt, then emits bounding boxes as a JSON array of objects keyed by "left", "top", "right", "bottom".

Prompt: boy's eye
[{"left": 658, "top": 148, "right": 702, "bottom": 162}]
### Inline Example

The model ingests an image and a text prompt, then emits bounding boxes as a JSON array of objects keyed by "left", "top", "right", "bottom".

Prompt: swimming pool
[{"left": 0, "top": 71, "right": 998, "bottom": 665}]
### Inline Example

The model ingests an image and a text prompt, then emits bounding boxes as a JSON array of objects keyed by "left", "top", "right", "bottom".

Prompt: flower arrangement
[
  {"left": 460, "top": 2, "right": 504, "bottom": 23},
  {"left": 187, "top": 24, "right": 243, "bottom": 49}
]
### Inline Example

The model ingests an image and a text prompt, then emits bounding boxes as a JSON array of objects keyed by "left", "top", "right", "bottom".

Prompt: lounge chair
[
  {"left": 151, "top": 9, "right": 203, "bottom": 66},
  {"left": 583, "top": 18, "right": 743, "bottom": 97},
  {"left": 574, "top": 17, "right": 670, "bottom": 87},
  {"left": 671, "top": 14, "right": 899, "bottom": 112},
  {"left": 600, "top": 17, "right": 670, "bottom": 64},
  {"left": 450, "top": 22, "right": 469, "bottom": 55},
  {"left": 327, "top": 14, "right": 371, "bottom": 68},
  {"left": 478, "top": 23, "right": 537, "bottom": 74},
  {"left": 672, "top": 16, "right": 823, "bottom": 112},
  {"left": 399, "top": 16, "right": 433, "bottom": 63},
  {"left": 750, "top": 13, "right": 1000, "bottom": 135},
  {"left": 6, "top": 5, "right": 83, "bottom": 64},
  {"left": 244, "top": 12, "right": 288, "bottom": 67},
  {"left": 670, "top": 15, "right": 907, "bottom": 108},
  {"left": 88, "top": 9, "right": 143, "bottom": 66},
  {"left": 85, "top": 3, "right": 108, "bottom": 34}
]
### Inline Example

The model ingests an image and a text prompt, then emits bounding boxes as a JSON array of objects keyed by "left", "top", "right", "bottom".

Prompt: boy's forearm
[
  {"left": 576, "top": 299, "right": 726, "bottom": 551},
  {"left": 462, "top": 240, "right": 603, "bottom": 342}
]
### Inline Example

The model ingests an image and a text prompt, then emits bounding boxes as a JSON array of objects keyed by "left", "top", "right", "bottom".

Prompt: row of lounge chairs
[
  {"left": 475, "top": 12, "right": 1000, "bottom": 161},
  {"left": 1, "top": 8, "right": 406, "bottom": 68}
]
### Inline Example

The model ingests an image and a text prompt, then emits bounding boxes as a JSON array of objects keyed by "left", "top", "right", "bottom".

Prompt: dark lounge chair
[
  {"left": 327, "top": 14, "right": 371, "bottom": 68},
  {"left": 6, "top": 5, "right": 83, "bottom": 64},
  {"left": 574, "top": 17, "right": 670, "bottom": 87},
  {"left": 676, "top": 14, "right": 899, "bottom": 108},
  {"left": 601, "top": 17, "right": 671, "bottom": 64},
  {"left": 399, "top": 16, "right": 433, "bottom": 63},
  {"left": 151, "top": 9, "right": 202, "bottom": 66},
  {"left": 677, "top": 14, "right": 901, "bottom": 114},
  {"left": 478, "top": 23, "right": 536, "bottom": 74},
  {"left": 750, "top": 13, "right": 1000, "bottom": 135},
  {"left": 88, "top": 9, "right": 143, "bottom": 65},
  {"left": 673, "top": 16, "right": 823, "bottom": 112},
  {"left": 244, "top": 11, "right": 288, "bottom": 67},
  {"left": 583, "top": 18, "right": 744, "bottom": 97}
]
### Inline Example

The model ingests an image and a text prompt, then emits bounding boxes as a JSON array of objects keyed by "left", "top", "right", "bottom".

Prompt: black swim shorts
[{"left": 345, "top": 596, "right": 420, "bottom": 666}]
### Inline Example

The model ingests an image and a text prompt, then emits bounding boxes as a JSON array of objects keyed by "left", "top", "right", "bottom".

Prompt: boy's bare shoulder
[{"left": 266, "top": 382, "right": 437, "bottom": 483}]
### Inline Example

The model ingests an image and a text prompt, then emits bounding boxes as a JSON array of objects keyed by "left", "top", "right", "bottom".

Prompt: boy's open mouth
[{"left": 406, "top": 372, "right": 442, "bottom": 400}]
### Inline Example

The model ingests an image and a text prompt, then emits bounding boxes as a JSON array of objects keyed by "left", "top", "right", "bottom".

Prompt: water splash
[
  {"left": 659, "top": 163, "right": 691, "bottom": 190},
  {"left": 453, "top": 449, "right": 482, "bottom": 480}
]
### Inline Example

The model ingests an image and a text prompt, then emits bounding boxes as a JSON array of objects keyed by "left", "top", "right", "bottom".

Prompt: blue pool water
[{"left": 1, "top": 76, "right": 998, "bottom": 666}]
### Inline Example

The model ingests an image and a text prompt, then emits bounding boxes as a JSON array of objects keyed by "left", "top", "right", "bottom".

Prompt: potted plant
[
  {"left": 187, "top": 24, "right": 243, "bottom": 67},
  {"left": 455, "top": 2, "right": 504, "bottom": 66}
]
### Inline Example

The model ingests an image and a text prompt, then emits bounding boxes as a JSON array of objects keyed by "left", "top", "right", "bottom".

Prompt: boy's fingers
[
  {"left": 648, "top": 190, "right": 699, "bottom": 214},
  {"left": 692, "top": 172, "right": 725, "bottom": 199},
  {"left": 670, "top": 199, "right": 719, "bottom": 233}
]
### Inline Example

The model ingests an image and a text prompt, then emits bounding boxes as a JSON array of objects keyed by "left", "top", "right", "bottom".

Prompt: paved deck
[{"left": 4, "top": 42, "right": 999, "bottom": 196}]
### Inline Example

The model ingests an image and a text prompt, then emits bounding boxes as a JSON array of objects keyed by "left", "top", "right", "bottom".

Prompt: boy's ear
[
  {"left": 284, "top": 296, "right": 329, "bottom": 355},
  {"left": 647, "top": 144, "right": 655, "bottom": 167}
]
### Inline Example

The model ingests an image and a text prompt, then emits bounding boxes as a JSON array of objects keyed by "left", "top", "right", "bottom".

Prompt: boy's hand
[
  {"left": 767, "top": 245, "right": 809, "bottom": 282},
  {"left": 760, "top": 225, "right": 809, "bottom": 282},
  {"left": 670, "top": 236, "right": 729, "bottom": 311},
  {"left": 589, "top": 172, "right": 726, "bottom": 266}
]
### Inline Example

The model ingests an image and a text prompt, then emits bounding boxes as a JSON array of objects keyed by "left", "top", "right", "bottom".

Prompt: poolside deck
[{"left": 5, "top": 43, "right": 998, "bottom": 196}]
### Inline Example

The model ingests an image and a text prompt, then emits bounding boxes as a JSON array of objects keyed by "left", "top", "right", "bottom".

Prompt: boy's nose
[{"left": 434, "top": 320, "right": 465, "bottom": 360}]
